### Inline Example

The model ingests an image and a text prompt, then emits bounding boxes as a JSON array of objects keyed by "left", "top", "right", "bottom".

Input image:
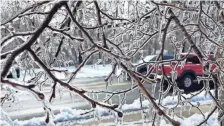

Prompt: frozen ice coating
[{"left": 1, "top": 0, "right": 224, "bottom": 125}]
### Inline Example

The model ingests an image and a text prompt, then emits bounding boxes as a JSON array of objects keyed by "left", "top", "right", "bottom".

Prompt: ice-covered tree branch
[
  {"left": 1, "top": 1, "right": 224, "bottom": 125},
  {"left": 1, "top": 1, "right": 50, "bottom": 26}
]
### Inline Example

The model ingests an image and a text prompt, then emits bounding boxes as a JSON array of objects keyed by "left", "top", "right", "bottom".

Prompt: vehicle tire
[
  {"left": 179, "top": 74, "right": 195, "bottom": 92},
  {"left": 139, "top": 68, "right": 147, "bottom": 75},
  {"left": 163, "top": 81, "right": 169, "bottom": 91},
  {"left": 137, "top": 68, "right": 147, "bottom": 81}
]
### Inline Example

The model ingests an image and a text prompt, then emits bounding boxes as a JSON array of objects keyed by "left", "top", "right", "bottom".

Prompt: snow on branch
[
  {"left": 1, "top": 1, "right": 50, "bottom": 26},
  {"left": 1, "top": 31, "right": 35, "bottom": 47}
]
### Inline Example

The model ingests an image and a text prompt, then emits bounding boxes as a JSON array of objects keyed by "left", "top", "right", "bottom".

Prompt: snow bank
[
  {"left": 122, "top": 90, "right": 213, "bottom": 111},
  {"left": 0, "top": 120, "right": 11, "bottom": 126},
  {"left": 12, "top": 107, "right": 113, "bottom": 126},
  {"left": 122, "top": 98, "right": 149, "bottom": 111},
  {"left": 12, "top": 107, "right": 112, "bottom": 126},
  {"left": 181, "top": 113, "right": 219, "bottom": 126},
  {"left": 124, "top": 112, "right": 218, "bottom": 126},
  {"left": 10, "top": 90, "right": 215, "bottom": 126},
  {"left": 13, "top": 117, "right": 46, "bottom": 126},
  {"left": 12, "top": 110, "right": 219, "bottom": 126},
  {"left": 159, "top": 90, "right": 214, "bottom": 108}
]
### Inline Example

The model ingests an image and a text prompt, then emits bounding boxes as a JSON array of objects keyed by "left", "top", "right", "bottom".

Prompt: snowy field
[{"left": 1, "top": 90, "right": 217, "bottom": 126}]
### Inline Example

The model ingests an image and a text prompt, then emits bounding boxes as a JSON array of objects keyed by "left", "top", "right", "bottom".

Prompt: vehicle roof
[
  {"left": 137, "top": 54, "right": 173, "bottom": 64},
  {"left": 180, "top": 53, "right": 197, "bottom": 56},
  {"left": 180, "top": 53, "right": 214, "bottom": 56},
  {"left": 144, "top": 54, "right": 173, "bottom": 57}
]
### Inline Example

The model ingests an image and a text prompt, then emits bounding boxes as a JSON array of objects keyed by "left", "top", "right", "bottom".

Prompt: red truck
[{"left": 136, "top": 53, "right": 217, "bottom": 91}]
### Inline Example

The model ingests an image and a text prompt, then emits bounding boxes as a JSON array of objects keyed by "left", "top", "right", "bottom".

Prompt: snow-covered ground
[
  {"left": 1, "top": 90, "right": 217, "bottom": 126},
  {"left": 93, "top": 112, "right": 219, "bottom": 126},
  {"left": 54, "top": 65, "right": 113, "bottom": 79},
  {"left": 16, "top": 65, "right": 113, "bottom": 82}
]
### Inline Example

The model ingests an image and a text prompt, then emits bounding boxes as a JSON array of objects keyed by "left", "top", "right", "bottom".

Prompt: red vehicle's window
[
  {"left": 180, "top": 55, "right": 200, "bottom": 64},
  {"left": 186, "top": 56, "right": 200, "bottom": 64}
]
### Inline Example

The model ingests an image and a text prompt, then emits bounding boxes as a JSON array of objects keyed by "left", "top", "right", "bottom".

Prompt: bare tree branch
[
  {"left": 152, "top": 1, "right": 199, "bottom": 12},
  {"left": 1, "top": 1, "right": 50, "bottom": 26},
  {"left": 94, "top": 1, "right": 108, "bottom": 48},
  {"left": 65, "top": 3, "right": 130, "bottom": 61},
  {"left": 1, "top": 1, "right": 67, "bottom": 78},
  {"left": 47, "top": 26, "right": 84, "bottom": 41},
  {"left": 1, "top": 31, "right": 35, "bottom": 47}
]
